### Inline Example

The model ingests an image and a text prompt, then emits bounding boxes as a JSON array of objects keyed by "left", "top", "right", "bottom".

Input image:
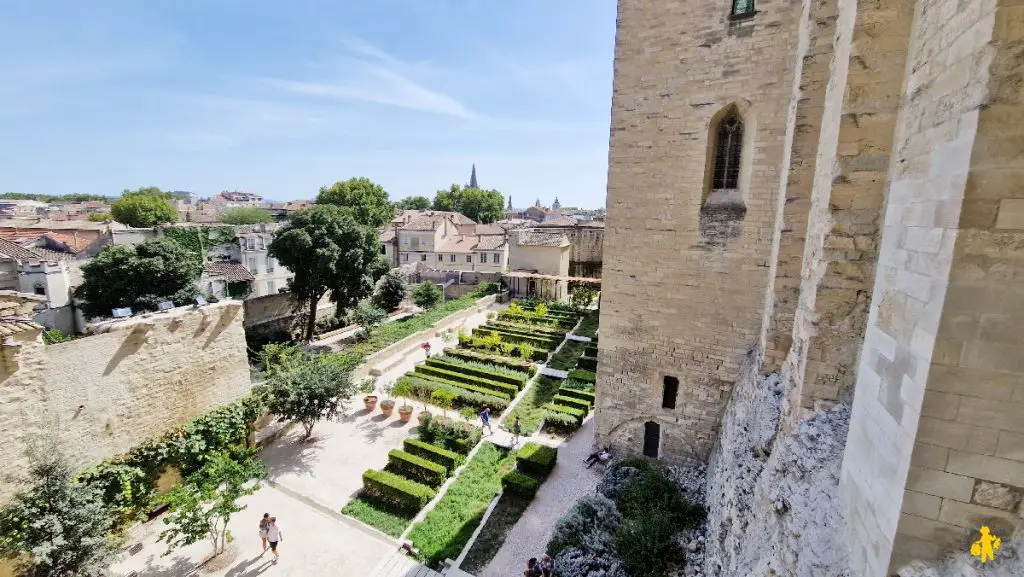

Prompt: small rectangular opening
[{"left": 662, "top": 376, "right": 679, "bottom": 409}]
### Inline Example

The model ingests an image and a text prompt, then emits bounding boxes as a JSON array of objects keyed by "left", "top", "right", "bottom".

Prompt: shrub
[
  {"left": 616, "top": 463, "right": 706, "bottom": 528},
  {"left": 489, "top": 321, "right": 566, "bottom": 338},
  {"left": 547, "top": 493, "right": 621, "bottom": 557},
  {"left": 502, "top": 470, "right": 541, "bottom": 497},
  {"left": 425, "top": 357, "right": 527, "bottom": 389},
  {"left": 401, "top": 375, "right": 511, "bottom": 412},
  {"left": 362, "top": 469, "right": 436, "bottom": 513},
  {"left": 442, "top": 348, "right": 537, "bottom": 375},
  {"left": 552, "top": 547, "right": 627, "bottom": 577},
  {"left": 412, "top": 370, "right": 513, "bottom": 402},
  {"left": 386, "top": 450, "right": 448, "bottom": 488},
  {"left": 372, "top": 271, "right": 406, "bottom": 312},
  {"left": 415, "top": 365, "right": 520, "bottom": 398},
  {"left": 596, "top": 466, "right": 640, "bottom": 501},
  {"left": 613, "top": 515, "right": 683, "bottom": 577},
  {"left": 403, "top": 439, "right": 465, "bottom": 474},
  {"left": 558, "top": 387, "right": 596, "bottom": 406},
  {"left": 542, "top": 403, "right": 586, "bottom": 425},
  {"left": 413, "top": 282, "right": 443, "bottom": 309},
  {"left": 540, "top": 411, "right": 579, "bottom": 433},
  {"left": 576, "top": 355, "right": 598, "bottom": 372},
  {"left": 562, "top": 378, "right": 595, "bottom": 394},
  {"left": 568, "top": 369, "right": 596, "bottom": 383},
  {"left": 552, "top": 395, "right": 590, "bottom": 414},
  {"left": 418, "top": 414, "right": 482, "bottom": 455},
  {"left": 516, "top": 443, "right": 558, "bottom": 478}
]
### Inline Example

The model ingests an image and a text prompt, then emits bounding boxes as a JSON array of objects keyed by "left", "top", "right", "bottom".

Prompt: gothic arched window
[{"left": 712, "top": 111, "right": 743, "bottom": 190}]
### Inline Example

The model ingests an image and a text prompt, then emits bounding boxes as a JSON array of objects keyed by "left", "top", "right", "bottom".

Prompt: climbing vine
[
  {"left": 75, "top": 394, "right": 264, "bottom": 524},
  {"left": 163, "top": 226, "right": 238, "bottom": 261}
]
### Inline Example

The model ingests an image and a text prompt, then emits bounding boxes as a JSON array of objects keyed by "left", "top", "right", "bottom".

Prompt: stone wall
[
  {"left": 242, "top": 291, "right": 335, "bottom": 331},
  {"left": 0, "top": 300, "right": 252, "bottom": 499},
  {"left": 597, "top": 0, "right": 806, "bottom": 461}
]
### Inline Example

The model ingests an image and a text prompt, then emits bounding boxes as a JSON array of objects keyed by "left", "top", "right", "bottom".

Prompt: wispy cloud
[{"left": 258, "top": 38, "right": 479, "bottom": 120}]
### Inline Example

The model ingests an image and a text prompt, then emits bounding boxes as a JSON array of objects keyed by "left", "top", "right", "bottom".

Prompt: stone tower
[
  {"left": 552, "top": 196, "right": 561, "bottom": 210},
  {"left": 599, "top": 0, "right": 1024, "bottom": 574},
  {"left": 468, "top": 164, "right": 478, "bottom": 189}
]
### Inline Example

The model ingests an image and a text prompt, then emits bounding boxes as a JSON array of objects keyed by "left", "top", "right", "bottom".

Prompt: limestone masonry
[
  {"left": 597, "top": 0, "right": 1024, "bottom": 574},
  {"left": 0, "top": 298, "right": 251, "bottom": 499}
]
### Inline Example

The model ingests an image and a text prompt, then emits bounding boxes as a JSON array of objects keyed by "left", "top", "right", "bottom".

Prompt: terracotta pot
[
  {"left": 380, "top": 400, "right": 395, "bottom": 417},
  {"left": 363, "top": 395, "right": 379, "bottom": 411},
  {"left": 398, "top": 406, "right": 414, "bottom": 423}
]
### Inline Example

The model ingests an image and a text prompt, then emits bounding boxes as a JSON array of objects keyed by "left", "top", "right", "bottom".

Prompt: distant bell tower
[
  {"left": 468, "top": 164, "right": 479, "bottom": 189},
  {"left": 507, "top": 195, "right": 513, "bottom": 210},
  {"left": 552, "top": 196, "right": 561, "bottom": 210}
]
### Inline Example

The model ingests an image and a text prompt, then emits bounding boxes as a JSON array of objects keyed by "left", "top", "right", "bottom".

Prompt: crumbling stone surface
[
  {"left": 972, "top": 482, "right": 1023, "bottom": 512},
  {"left": 894, "top": 532, "right": 1024, "bottom": 577},
  {"left": 703, "top": 358, "right": 851, "bottom": 576}
]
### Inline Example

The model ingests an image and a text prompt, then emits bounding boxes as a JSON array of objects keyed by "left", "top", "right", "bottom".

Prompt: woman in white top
[
  {"left": 266, "top": 517, "right": 283, "bottom": 561},
  {"left": 258, "top": 513, "right": 270, "bottom": 553}
]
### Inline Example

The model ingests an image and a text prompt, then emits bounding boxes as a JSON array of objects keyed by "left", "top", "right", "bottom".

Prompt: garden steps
[{"left": 370, "top": 550, "right": 444, "bottom": 577}]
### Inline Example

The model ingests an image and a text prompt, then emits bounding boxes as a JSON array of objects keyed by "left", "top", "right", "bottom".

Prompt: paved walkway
[
  {"left": 477, "top": 418, "right": 601, "bottom": 577},
  {"left": 370, "top": 551, "right": 444, "bottom": 577},
  {"left": 111, "top": 484, "right": 393, "bottom": 577}
]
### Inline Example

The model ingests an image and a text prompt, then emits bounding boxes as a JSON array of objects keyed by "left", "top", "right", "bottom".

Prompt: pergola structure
[{"left": 502, "top": 271, "right": 601, "bottom": 301}]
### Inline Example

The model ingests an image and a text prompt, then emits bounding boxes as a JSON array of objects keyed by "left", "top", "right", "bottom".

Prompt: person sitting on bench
[{"left": 584, "top": 447, "right": 612, "bottom": 468}]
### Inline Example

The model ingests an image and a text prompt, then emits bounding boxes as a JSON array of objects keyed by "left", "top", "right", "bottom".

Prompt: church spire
[
  {"left": 552, "top": 196, "right": 561, "bottom": 210},
  {"left": 468, "top": 164, "right": 478, "bottom": 189},
  {"left": 507, "top": 195, "right": 512, "bottom": 210}
]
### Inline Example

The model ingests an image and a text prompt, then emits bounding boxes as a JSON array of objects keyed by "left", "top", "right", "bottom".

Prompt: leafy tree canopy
[
  {"left": 121, "top": 186, "right": 173, "bottom": 199},
  {"left": 353, "top": 298, "right": 387, "bottom": 337},
  {"left": 74, "top": 238, "right": 203, "bottom": 318},
  {"left": 0, "top": 192, "right": 109, "bottom": 202},
  {"left": 269, "top": 204, "right": 388, "bottom": 341},
  {"left": 257, "top": 353, "right": 356, "bottom": 438},
  {"left": 111, "top": 188, "right": 178, "bottom": 227},
  {"left": 395, "top": 195, "right": 432, "bottom": 210},
  {"left": 371, "top": 270, "right": 406, "bottom": 312},
  {"left": 0, "top": 439, "right": 119, "bottom": 577},
  {"left": 86, "top": 211, "right": 112, "bottom": 222},
  {"left": 432, "top": 185, "right": 505, "bottom": 223},
  {"left": 413, "top": 282, "right": 443, "bottom": 309},
  {"left": 220, "top": 206, "right": 273, "bottom": 225},
  {"left": 315, "top": 177, "right": 396, "bottom": 229}
]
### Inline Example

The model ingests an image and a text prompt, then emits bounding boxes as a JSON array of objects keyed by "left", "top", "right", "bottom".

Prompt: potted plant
[
  {"left": 380, "top": 383, "right": 396, "bottom": 417},
  {"left": 393, "top": 380, "right": 415, "bottom": 423},
  {"left": 418, "top": 409, "right": 431, "bottom": 425},
  {"left": 360, "top": 378, "right": 378, "bottom": 412}
]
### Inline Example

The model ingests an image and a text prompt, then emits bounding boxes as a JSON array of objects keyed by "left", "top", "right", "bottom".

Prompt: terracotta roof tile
[
  {"left": 203, "top": 261, "right": 255, "bottom": 282},
  {"left": 517, "top": 231, "right": 570, "bottom": 247}
]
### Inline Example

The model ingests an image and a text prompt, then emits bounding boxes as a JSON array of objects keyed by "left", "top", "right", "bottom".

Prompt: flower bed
[
  {"left": 457, "top": 335, "right": 550, "bottom": 362},
  {"left": 574, "top": 311, "right": 600, "bottom": 338},
  {"left": 414, "top": 365, "right": 520, "bottom": 398},
  {"left": 408, "top": 443, "right": 519, "bottom": 567},
  {"left": 442, "top": 347, "right": 538, "bottom": 375},
  {"left": 425, "top": 357, "right": 528, "bottom": 389},
  {"left": 474, "top": 326, "right": 562, "bottom": 349}
]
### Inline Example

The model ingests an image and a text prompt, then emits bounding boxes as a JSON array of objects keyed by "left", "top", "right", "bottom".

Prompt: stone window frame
[
  {"left": 730, "top": 0, "right": 756, "bottom": 19},
  {"left": 480, "top": 253, "right": 488, "bottom": 263},
  {"left": 698, "top": 102, "right": 754, "bottom": 247},
  {"left": 33, "top": 282, "right": 46, "bottom": 296},
  {"left": 662, "top": 375, "right": 680, "bottom": 410}
]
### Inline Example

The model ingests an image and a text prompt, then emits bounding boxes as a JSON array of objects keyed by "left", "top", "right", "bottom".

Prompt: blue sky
[{"left": 0, "top": 0, "right": 617, "bottom": 208}]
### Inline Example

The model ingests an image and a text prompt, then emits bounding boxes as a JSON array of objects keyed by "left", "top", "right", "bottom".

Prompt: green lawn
[
  {"left": 506, "top": 376, "right": 563, "bottom": 435},
  {"left": 408, "top": 443, "right": 518, "bottom": 567},
  {"left": 341, "top": 495, "right": 415, "bottom": 538},
  {"left": 459, "top": 492, "right": 532, "bottom": 574}
]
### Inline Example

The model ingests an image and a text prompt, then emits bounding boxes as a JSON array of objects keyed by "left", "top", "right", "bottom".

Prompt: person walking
[
  {"left": 524, "top": 557, "right": 543, "bottom": 577},
  {"left": 266, "top": 517, "right": 283, "bottom": 562},
  {"left": 481, "top": 407, "right": 493, "bottom": 435},
  {"left": 540, "top": 553, "right": 554, "bottom": 576},
  {"left": 258, "top": 513, "right": 271, "bottom": 554},
  {"left": 511, "top": 416, "right": 523, "bottom": 446}
]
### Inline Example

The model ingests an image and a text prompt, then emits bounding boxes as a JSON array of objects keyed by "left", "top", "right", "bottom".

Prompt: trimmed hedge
[
  {"left": 399, "top": 375, "right": 511, "bottom": 412},
  {"left": 498, "top": 311, "right": 576, "bottom": 328},
  {"left": 576, "top": 355, "right": 598, "bottom": 372},
  {"left": 387, "top": 449, "right": 448, "bottom": 488},
  {"left": 516, "top": 443, "right": 558, "bottom": 478},
  {"left": 489, "top": 321, "right": 567, "bottom": 338},
  {"left": 542, "top": 403, "right": 586, "bottom": 425},
  {"left": 484, "top": 322, "right": 563, "bottom": 341},
  {"left": 362, "top": 469, "right": 437, "bottom": 513},
  {"left": 552, "top": 395, "right": 590, "bottom": 414},
  {"left": 425, "top": 357, "right": 527, "bottom": 390},
  {"left": 568, "top": 369, "right": 596, "bottom": 383},
  {"left": 415, "top": 365, "right": 519, "bottom": 398},
  {"left": 475, "top": 327, "right": 561, "bottom": 348},
  {"left": 442, "top": 347, "right": 537, "bottom": 375},
  {"left": 459, "top": 338, "right": 551, "bottom": 362},
  {"left": 502, "top": 470, "right": 541, "bottom": 498},
  {"left": 558, "top": 387, "right": 596, "bottom": 406},
  {"left": 585, "top": 345, "right": 598, "bottom": 357},
  {"left": 403, "top": 438, "right": 465, "bottom": 474}
]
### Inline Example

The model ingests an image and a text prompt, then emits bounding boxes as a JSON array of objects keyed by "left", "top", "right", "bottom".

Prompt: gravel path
[{"left": 478, "top": 417, "right": 602, "bottom": 577}]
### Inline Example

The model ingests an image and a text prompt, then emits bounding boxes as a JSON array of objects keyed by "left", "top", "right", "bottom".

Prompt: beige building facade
[
  {"left": 383, "top": 211, "right": 509, "bottom": 273},
  {"left": 598, "top": 0, "right": 1024, "bottom": 574}
]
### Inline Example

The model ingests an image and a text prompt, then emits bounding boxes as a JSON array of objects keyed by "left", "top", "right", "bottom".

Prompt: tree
[
  {"left": 268, "top": 205, "right": 388, "bottom": 341},
  {"left": 353, "top": 298, "right": 387, "bottom": 337},
  {"left": 75, "top": 238, "right": 202, "bottom": 318},
  {"left": 220, "top": 207, "right": 273, "bottom": 225},
  {"left": 315, "top": 177, "right": 395, "bottom": 229},
  {"left": 571, "top": 284, "right": 598, "bottom": 309},
  {"left": 372, "top": 270, "right": 406, "bottom": 312},
  {"left": 0, "top": 439, "right": 118, "bottom": 577},
  {"left": 413, "top": 282, "right": 443, "bottom": 309},
  {"left": 431, "top": 185, "right": 505, "bottom": 223},
  {"left": 157, "top": 451, "right": 265, "bottom": 558},
  {"left": 111, "top": 188, "right": 178, "bottom": 227},
  {"left": 395, "top": 195, "right": 432, "bottom": 210},
  {"left": 259, "top": 353, "right": 356, "bottom": 439},
  {"left": 86, "top": 211, "right": 112, "bottom": 222}
]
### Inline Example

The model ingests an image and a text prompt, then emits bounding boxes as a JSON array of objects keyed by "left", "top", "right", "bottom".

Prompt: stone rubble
[{"left": 893, "top": 531, "right": 1023, "bottom": 576}]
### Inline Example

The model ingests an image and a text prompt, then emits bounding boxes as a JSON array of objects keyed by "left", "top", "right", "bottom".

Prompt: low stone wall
[
  {"left": 242, "top": 291, "right": 336, "bottom": 330},
  {"left": 0, "top": 300, "right": 252, "bottom": 500}
]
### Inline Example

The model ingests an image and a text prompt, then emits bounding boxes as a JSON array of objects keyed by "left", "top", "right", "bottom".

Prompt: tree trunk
[
  {"left": 304, "top": 294, "right": 319, "bottom": 342},
  {"left": 303, "top": 421, "right": 314, "bottom": 439}
]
